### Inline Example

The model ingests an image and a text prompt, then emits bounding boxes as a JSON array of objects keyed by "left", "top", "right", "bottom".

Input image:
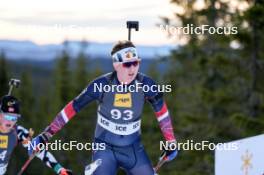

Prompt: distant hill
[
  {"left": 1, "top": 39, "right": 174, "bottom": 96},
  {"left": 0, "top": 40, "right": 176, "bottom": 61},
  {"left": 8, "top": 57, "right": 169, "bottom": 74}
]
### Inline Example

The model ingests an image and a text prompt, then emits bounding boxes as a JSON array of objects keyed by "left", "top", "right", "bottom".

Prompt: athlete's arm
[
  {"left": 16, "top": 125, "right": 70, "bottom": 174},
  {"left": 142, "top": 75, "right": 176, "bottom": 143},
  {"left": 29, "top": 76, "right": 107, "bottom": 156},
  {"left": 44, "top": 76, "right": 107, "bottom": 138},
  {"left": 142, "top": 75, "right": 178, "bottom": 161}
]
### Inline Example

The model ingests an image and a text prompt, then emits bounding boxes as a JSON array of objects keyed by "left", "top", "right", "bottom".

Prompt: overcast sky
[{"left": 0, "top": 0, "right": 180, "bottom": 45}]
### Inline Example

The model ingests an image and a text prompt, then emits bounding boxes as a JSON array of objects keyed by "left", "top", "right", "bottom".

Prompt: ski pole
[
  {"left": 154, "top": 153, "right": 167, "bottom": 174},
  {"left": 17, "top": 151, "right": 38, "bottom": 175},
  {"left": 18, "top": 153, "right": 74, "bottom": 175}
]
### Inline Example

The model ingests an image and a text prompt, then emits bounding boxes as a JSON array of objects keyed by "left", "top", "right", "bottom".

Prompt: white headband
[{"left": 112, "top": 47, "right": 139, "bottom": 63}]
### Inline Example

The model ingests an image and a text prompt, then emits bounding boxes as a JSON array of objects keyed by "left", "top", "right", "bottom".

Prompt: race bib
[{"left": 0, "top": 163, "right": 8, "bottom": 174}]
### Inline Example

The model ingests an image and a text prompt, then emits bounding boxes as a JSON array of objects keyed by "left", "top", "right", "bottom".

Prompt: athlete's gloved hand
[
  {"left": 58, "top": 168, "right": 73, "bottom": 175},
  {"left": 161, "top": 141, "right": 178, "bottom": 162},
  {"left": 28, "top": 132, "right": 51, "bottom": 156},
  {"left": 54, "top": 164, "right": 73, "bottom": 175}
]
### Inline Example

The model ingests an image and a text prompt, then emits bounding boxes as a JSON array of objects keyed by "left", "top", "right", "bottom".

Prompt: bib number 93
[{"left": 111, "top": 109, "right": 133, "bottom": 120}]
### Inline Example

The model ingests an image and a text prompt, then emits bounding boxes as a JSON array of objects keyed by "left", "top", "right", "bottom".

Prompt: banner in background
[{"left": 215, "top": 134, "right": 264, "bottom": 175}]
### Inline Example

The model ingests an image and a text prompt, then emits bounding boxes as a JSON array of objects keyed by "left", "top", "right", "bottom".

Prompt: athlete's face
[
  {"left": 113, "top": 60, "right": 140, "bottom": 84},
  {"left": 0, "top": 113, "right": 18, "bottom": 133}
]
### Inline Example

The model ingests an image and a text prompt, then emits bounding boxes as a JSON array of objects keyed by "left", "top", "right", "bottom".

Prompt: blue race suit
[{"left": 45, "top": 71, "right": 176, "bottom": 175}]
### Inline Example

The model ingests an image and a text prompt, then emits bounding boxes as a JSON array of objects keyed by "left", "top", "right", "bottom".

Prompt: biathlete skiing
[
  {"left": 0, "top": 95, "right": 72, "bottom": 175},
  {"left": 29, "top": 39, "right": 178, "bottom": 175}
]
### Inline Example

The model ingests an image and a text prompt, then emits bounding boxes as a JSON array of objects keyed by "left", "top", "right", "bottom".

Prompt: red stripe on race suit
[
  {"left": 155, "top": 103, "right": 176, "bottom": 142},
  {"left": 155, "top": 103, "right": 168, "bottom": 118},
  {"left": 159, "top": 117, "right": 176, "bottom": 142},
  {"left": 64, "top": 101, "right": 76, "bottom": 120}
]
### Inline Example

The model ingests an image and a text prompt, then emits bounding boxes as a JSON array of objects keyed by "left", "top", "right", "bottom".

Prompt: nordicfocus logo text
[
  {"left": 28, "top": 140, "right": 106, "bottom": 151},
  {"left": 160, "top": 140, "right": 238, "bottom": 151},
  {"left": 93, "top": 83, "right": 172, "bottom": 93},
  {"left": 160, "top": 24, "right": 238, "bottom": 35}
]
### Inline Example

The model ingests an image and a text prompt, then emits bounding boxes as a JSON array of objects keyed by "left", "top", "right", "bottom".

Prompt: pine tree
[
  {"left": 53, "top": 49, "right": 73, "bottom": 114},
  {"left": 159, "top": 0, "right": 264, "bottom": 174},
  {"left": 50, "top": 41, "right": 74, "bottom": 166},
  {"left": 233, "top": 0, "right": 264, "bottom": 117},
  {"left": 0, "top": 52, "right": 9, "bottom": 96},
  {"left": 16, "top": 71, "right": 35, "bottom": 127},
  {"left": 73, "top": 40, "right": 89, "bottom": 94}
]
